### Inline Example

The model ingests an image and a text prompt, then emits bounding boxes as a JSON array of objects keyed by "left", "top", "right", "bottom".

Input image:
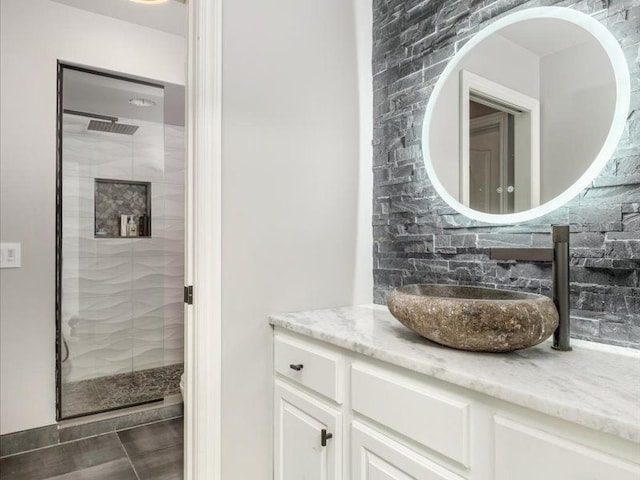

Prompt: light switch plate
[{"left": 0, "top": 243, "right": 21, "bottom": 268}]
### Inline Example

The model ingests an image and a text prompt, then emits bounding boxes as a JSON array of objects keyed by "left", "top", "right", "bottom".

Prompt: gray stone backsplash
[{"left": 372, "top": 0, "right": 640, "bottom": 348}]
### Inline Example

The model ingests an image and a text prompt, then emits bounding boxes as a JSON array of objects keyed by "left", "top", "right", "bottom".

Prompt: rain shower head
[
  {"left": 63, "top": 110, "right": 139, "bottom": 135},
  {"left": 87, "top": 119, "right": 139, "bottom": 135}
]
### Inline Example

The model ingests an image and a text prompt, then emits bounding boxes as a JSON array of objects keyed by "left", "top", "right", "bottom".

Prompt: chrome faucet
[{"left": 489, "top": 225, "right": 572, "bottom": 351}]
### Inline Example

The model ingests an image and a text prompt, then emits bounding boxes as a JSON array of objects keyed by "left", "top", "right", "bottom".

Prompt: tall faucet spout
[
  {"left": 489, "top": 224, "right": 572, "bottom": 352},
  {"left": 551, "top": 225, "right": 572, "bottom": 351}
]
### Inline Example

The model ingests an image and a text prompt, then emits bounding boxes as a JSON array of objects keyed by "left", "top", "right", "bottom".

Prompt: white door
[
  {"left": 469, "top": 112, "right": 511, "bottom": 214},
  {"left": 275, "top": 380, "right": 341, "bottom": 480},
  {"left": 351, "top": 421, "right": 465, "bottom": 480}
]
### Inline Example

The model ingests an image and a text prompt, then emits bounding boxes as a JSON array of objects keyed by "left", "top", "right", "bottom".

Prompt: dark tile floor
[
  {"left": 61, "top": 364, "right": 183, "bottom": 418},
  {"left": 0, "top": 417, "right": 183, "bottom": 480}
]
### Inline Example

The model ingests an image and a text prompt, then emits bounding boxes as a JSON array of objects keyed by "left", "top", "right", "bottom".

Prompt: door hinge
[{"left": 184, "top": 285, "right": 194, "bottom": 305}]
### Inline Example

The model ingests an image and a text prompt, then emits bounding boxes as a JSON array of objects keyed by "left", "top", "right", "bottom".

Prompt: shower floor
[{"left": 61, "top": 363, "right": 183, "bottom": 419}]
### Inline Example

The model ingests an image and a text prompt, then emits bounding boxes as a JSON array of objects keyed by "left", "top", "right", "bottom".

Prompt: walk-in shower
[{"left": 56, "top": 65, "right": 185, "bottom": 419}]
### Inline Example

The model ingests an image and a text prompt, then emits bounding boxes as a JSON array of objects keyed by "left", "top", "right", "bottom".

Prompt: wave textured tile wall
[{"left": 61, "top": 115, "right": 185, "bottom": 382}]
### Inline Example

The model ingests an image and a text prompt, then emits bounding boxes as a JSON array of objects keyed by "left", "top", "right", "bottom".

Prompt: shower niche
[
  {"left": 56, "top": 64, "right": 186, "bottom": 420},
  {"left": 94, "top": 179, "right": 151, "bottom": 238}
]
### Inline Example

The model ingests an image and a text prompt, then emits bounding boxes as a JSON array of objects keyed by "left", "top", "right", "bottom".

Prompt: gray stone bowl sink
[{"left": 387, "top": 284, "right": 559, "bottom": 353}]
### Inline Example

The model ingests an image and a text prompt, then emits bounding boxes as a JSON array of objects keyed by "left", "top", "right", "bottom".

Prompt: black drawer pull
[{"left": 289, "top": 364, "right": 304, "bottom": 371}]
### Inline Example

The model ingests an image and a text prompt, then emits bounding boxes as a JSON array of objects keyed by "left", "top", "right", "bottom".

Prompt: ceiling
[
  {"left": 50, "top": 0, "right": 186, "bottom": 125},
  {"left": 49, "top": 0, "right": 186, "bottom": 37},
  {"left": 498, "top": 18, "right": 595, "bottom": 57}
]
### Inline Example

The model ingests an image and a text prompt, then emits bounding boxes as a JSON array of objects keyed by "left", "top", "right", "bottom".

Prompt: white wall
[
  {"left": 0, "top": 0, "right": 184, "bottom": 434},
  {"left": 430, "top": 34, "right": 540, "bottom": 200},
  {"left": 540, "top": 40, "right": 616, "bottom": 201},
  {"left": 220, "top": 0, "right": 373, "bottom": 478}
]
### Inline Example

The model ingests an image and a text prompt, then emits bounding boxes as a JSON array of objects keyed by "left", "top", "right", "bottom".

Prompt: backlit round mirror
[{"left": 423, "top": 7, "right": 630, "bottom": 224}]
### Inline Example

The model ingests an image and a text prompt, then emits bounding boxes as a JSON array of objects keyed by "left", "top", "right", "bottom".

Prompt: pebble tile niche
[
  {"left": 372, "top": 0, "right": 640, "bottom": 348},
  {"left": 94, "top": 179, "right": 151, "bottom": 237}
]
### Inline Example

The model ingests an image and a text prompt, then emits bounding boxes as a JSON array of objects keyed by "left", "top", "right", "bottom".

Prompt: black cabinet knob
[{"left": 289, "top": 364, "right": 304, "bottom": 371}]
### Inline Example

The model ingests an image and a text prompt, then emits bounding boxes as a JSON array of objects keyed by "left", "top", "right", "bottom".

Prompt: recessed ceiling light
[{"left": 129, "top": 98, "right": 157, "bottom": 107}]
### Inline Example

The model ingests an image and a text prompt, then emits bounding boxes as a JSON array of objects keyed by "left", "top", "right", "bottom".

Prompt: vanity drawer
[
  {"left": 274, "top": 333, "right": 344, "bottom": 404},
  {"left": 351, "top": 363, "right": 470, "bottom": 466}
]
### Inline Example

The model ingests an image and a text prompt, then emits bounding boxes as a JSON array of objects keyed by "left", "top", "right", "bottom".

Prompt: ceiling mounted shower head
[{"left": 87, "top": 120, "right": 139, "bottom": 135}]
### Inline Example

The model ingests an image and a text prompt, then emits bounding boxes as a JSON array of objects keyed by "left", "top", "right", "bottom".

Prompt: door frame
[
  {"left": 184, "top": 0, "right": 223, "bottom": 478},
  {"left": 459, "top": 70, "right": 540, "bottom": 209}
]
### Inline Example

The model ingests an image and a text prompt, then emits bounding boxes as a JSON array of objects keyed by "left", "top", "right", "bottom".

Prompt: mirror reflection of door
[{"left": 469, "top": 100, "right": 515, "bottom": 214}]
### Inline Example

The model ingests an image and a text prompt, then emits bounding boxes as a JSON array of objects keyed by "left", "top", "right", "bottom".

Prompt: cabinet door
[
  {"left": 352, "top": 421, "right": 465, "bottom": 480},
  {"left": 495, "top": 416, "right": 640, "bottom": 480},
  {"left": 275, "top": 380, "right": 341, "bottom": 480}
]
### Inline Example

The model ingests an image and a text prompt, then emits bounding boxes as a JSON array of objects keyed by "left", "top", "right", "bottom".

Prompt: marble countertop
[{"left": 270, "top": 304, "right": 640, "bottom": 443}]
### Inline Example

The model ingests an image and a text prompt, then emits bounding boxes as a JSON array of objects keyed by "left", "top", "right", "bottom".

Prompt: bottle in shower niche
[
  {"left": 128, "top": 216, "right": 138, "bottom": 237},
  {"left": 138, "top": 214, "right": 148, "bottom": 237},
  {"left": 121, "top": 215, "right": 129, "bottom": 237}
]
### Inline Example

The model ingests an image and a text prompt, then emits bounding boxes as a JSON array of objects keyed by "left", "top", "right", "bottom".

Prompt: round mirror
[{"left": 423, "top": 7, "right": 630, "bottom": 224}]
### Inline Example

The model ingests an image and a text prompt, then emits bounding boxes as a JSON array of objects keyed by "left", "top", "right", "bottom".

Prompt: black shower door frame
[{"left": 55, "top": 62, "right": 166, "bottom": 421}]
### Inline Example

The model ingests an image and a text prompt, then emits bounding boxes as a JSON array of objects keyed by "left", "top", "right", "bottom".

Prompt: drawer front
[
  {"left": 351, "top": 363, "right": 470, "bottom": 466},
  {"left": 352, "top": 421, "right": 466, "bottom": 480},
  {"left": 274, "top": 334, "right": 343, "bottom": 403},
  {"left": 494, "top": 416, "right": 640, "bottom": 480}
]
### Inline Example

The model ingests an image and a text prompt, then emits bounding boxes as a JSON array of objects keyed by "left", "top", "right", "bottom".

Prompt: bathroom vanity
[{"left": 270, "top": 305, "right": 640, "bottom": 480}]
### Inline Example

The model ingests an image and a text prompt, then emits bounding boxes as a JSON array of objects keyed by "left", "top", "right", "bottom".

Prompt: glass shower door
[{"left": 57, "top": 65, "right": 182, "bottom": 419}]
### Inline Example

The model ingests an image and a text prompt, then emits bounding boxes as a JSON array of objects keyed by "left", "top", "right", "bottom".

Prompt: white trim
[
  {"left": 185, "top": 0, "right": 222, "bottom": 479},
  {"left": 423, "top": 6, "right": 631, "bottom": 225},
  {"left": 460, "top": 70, "right": 540, "bottom": 210}
]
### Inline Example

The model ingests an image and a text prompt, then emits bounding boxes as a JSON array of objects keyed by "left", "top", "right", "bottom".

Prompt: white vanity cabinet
[{"left": 272, "top": 328, "right": 640, "bottom": 480}]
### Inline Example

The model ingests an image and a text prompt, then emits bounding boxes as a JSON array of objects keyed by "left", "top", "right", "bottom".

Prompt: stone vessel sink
[{"left": 387, "top": 284, "right": 559, "bottom": 353}]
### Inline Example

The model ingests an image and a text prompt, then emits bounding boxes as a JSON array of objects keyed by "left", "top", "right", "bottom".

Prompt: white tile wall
[
  {"left": 133, "top": 143, "right": 165, "bottom": 184},
  {"left": 63, "top": 132, "right": 133, "bottom": 179},
  {"left": 61, "top": 116, "right": 185, "bottom": 383}
]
